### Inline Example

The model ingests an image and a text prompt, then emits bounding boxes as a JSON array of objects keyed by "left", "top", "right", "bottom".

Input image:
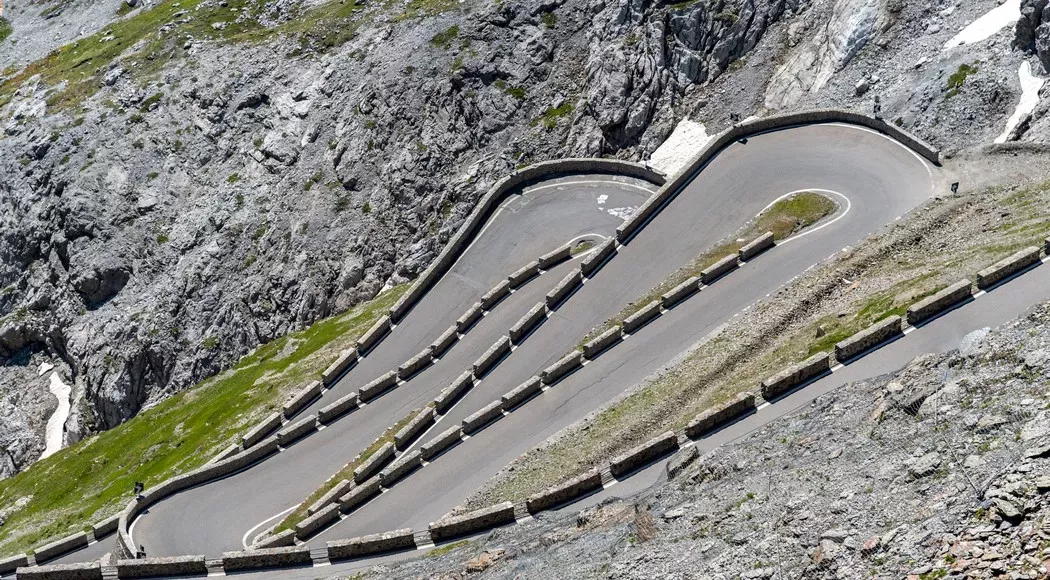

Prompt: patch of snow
[
  {"left": 649, "top": 118, "right": 711, "bottom": 177},
  {"left": 596, "top": 194, "right": 609, "bottom": 206},
  {"left": 996, "top": 61, "right": 1045, "bottom": 143},
  {"left": 39, "top": 372, "right": 72, "bottom": 460},
  {"left": 38, "top": 362, "right": 54, "bottom": 376},
  {"left": 943, "top": 0, "right": 1021, "bottom": 50}
]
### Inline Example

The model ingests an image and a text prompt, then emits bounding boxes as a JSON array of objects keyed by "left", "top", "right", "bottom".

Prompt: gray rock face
[{"left": 1015, "top": 0, "right": 1050, "bottom": 72}]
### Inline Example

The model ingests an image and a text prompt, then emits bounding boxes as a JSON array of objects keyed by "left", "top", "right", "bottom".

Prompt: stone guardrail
[
  {"left": 353, "top": 441, "right": 395, "bottom": 484},
  {"left": 282, "top": 380, "right": 322, "bottom": 418},
  {"left": 339, "top": 476, "right": 381, "bottom": 513},
  {"left": 583, "top": 327, "right": 622, "bottom": 359},
  {"left": 221, "top": 546, "right": 312, "bottom": 572},
  {"left": 660, "top": 276, "right": 700, "bottom": 308},
  {"left": 462, "top": 401, "right": 504, "bottom": 435},
  {"left": 509, "top": 302, "right": 548, "bottom": 343},
  {"left": 684, "top": 392, "right": 757, "bottom": 439},
  {"left": 615, "top": 109, "right": 940, "bottom": 243},
  {"left": 114, "top": 555, "right": 207, "bottom": 578},
  {"left": 760, "top": 352, "right": 832, "bottom": 400},
  {"left": 15, "top": 562, "right": 100, "bottom": 580},
  {"left": 739, "top": 231, "right": 775, "bottom": 261},
  {"left": 307, "top": 479, "right": 354, "bottom": 516},
  {"left": 327, "top": 529, "right": 416, "bottom": 560},
  {"left": 525, "top": 469, "right": 604, "bottom": 514},
  {"left": 609, "top": 431, "right": 680, "bottom": 478},
  {"left": 700, "top": 254, "right": 739, "bottom": 284},
  {"left": 379, "top": 450, "right": 422, "bottom": 487},
  {"left": 31, "top": 533, "right": 88, "bottom": 564},
  {"left": 545, "top": 269, "right": 583, "bottom": 308},
  {"left": 622, "top": 300, "right": 661, "bottom": 333},
  {"left": 834, "top": 315, "right": 903, "bottom": 361},
  {"left": 429, "top": 501, "right": 516, "bottom": 542},
  {"left": 905, "top": 279, "right": 973, "bottom": 326},
  {"left": 275, "top": 414, "right": 317, "bottom": 446},
  {"left": 1, "top": 555, "right": 29, "bottom": 577},
  {"left": 472, "top": 336, "right": 511, "bottom": 378},
  {"left": 501, "top": 377, "right": 543, "bottom": 411},
  {"left": 975, "top": 246, "right": 1041, "bottom": 289},
  {"left": 540, "top": 351, "right": 583, "bottom": 385},
  {"left": 420, "top": 425, "right": 463, "bottom": 460},
  {"left": 394, "top": 408, "right": 435, "bottom": 450}
]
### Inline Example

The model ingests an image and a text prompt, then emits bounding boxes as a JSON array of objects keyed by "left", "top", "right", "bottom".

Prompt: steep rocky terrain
[
  {"left": 0, "top": 0, "right": 1044, "bottom": 481},
  {"left": 354, "top": 298, "right": 1050, "bottom": 580}
]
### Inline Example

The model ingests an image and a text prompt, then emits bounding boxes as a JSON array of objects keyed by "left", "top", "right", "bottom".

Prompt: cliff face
[{"left": 0, "top": 0, "right": 1039, "bottom": 478}]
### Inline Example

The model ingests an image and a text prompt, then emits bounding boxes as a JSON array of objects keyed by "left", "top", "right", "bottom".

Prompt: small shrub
[
  {"left": 430, "top": 25, "right": 460, "bottom": 50},
  {"left": 362, "top": 201, "right": 372, "bottom": 213},
  {"left": 147, "top": 171, "right": 159, "bottom": 181},
  {"left": 541, "top": 12, "right": 557, "bottom": 28},
  {"left": 227, "top": 173, "right": 241, "bottom": 184}
]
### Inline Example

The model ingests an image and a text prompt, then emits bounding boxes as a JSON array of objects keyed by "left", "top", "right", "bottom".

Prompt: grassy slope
[
  {"left": 468, "top": 179, "right": 1050, "bottom": 508},
  {"left": 581, "top": 191, "right": 839, "bottom": 345},
  {"left": 0, "top": 284, "right": 408, "bottom": 557},
  {"left": 0, "top": 0, "right": 457, "bottom": 111}
]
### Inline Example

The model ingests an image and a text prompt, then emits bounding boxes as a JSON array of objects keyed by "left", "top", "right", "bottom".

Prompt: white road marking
[{"left": 241, "top": 503, "right": 300, "bottom": 549}]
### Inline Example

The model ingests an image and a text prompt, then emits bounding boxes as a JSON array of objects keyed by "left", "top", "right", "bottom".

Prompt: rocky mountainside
[
  {"left": 0, "top": 0, "right": 1044, "bottom": 479},
  {"left": 360, "top": 298, "right": 1050, "bottom": 580}
]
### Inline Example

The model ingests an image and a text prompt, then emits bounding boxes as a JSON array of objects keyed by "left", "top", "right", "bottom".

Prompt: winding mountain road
[{"left": 32, "top": 118, "right": 1050, "bottom": 580}]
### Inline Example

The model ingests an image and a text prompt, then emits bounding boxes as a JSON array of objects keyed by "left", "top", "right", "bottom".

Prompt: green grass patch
[
  {"left": 0, "top": 17, "right": 12, "bottom": 44},
  {"left": 427, "top": 539, "right": 470, "bottom": 557},
  {"left": 581, "top": 191, "right": 838, "bottom": 346},
  {"left": 273, "top": 405, "right": 428, "bottom": 534},
  {"left": 430, "top": 24, "right": 459, "bottom": 50},
  {"left": 946, "top": 63, "right": 978, "bottom": 98},
  {"left": 0, "top": 284, "right": 408, "bottom": 557},
  {"left": 532, "top": 102, "right": 573, "bottom": 129}
]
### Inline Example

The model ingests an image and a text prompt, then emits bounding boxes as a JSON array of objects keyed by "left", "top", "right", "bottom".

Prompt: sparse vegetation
[
  {"left": 430, "top": 25, "right": 460, "bottom": 50},
  {"left": 946, "top": 63, "right": 978, "bottom": 98},
  {"left": 533, "top": 102, "right": 574, "bottom": 129},
  {"left": 0, "top": 17, "right": 12, "bottom": 44}
]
